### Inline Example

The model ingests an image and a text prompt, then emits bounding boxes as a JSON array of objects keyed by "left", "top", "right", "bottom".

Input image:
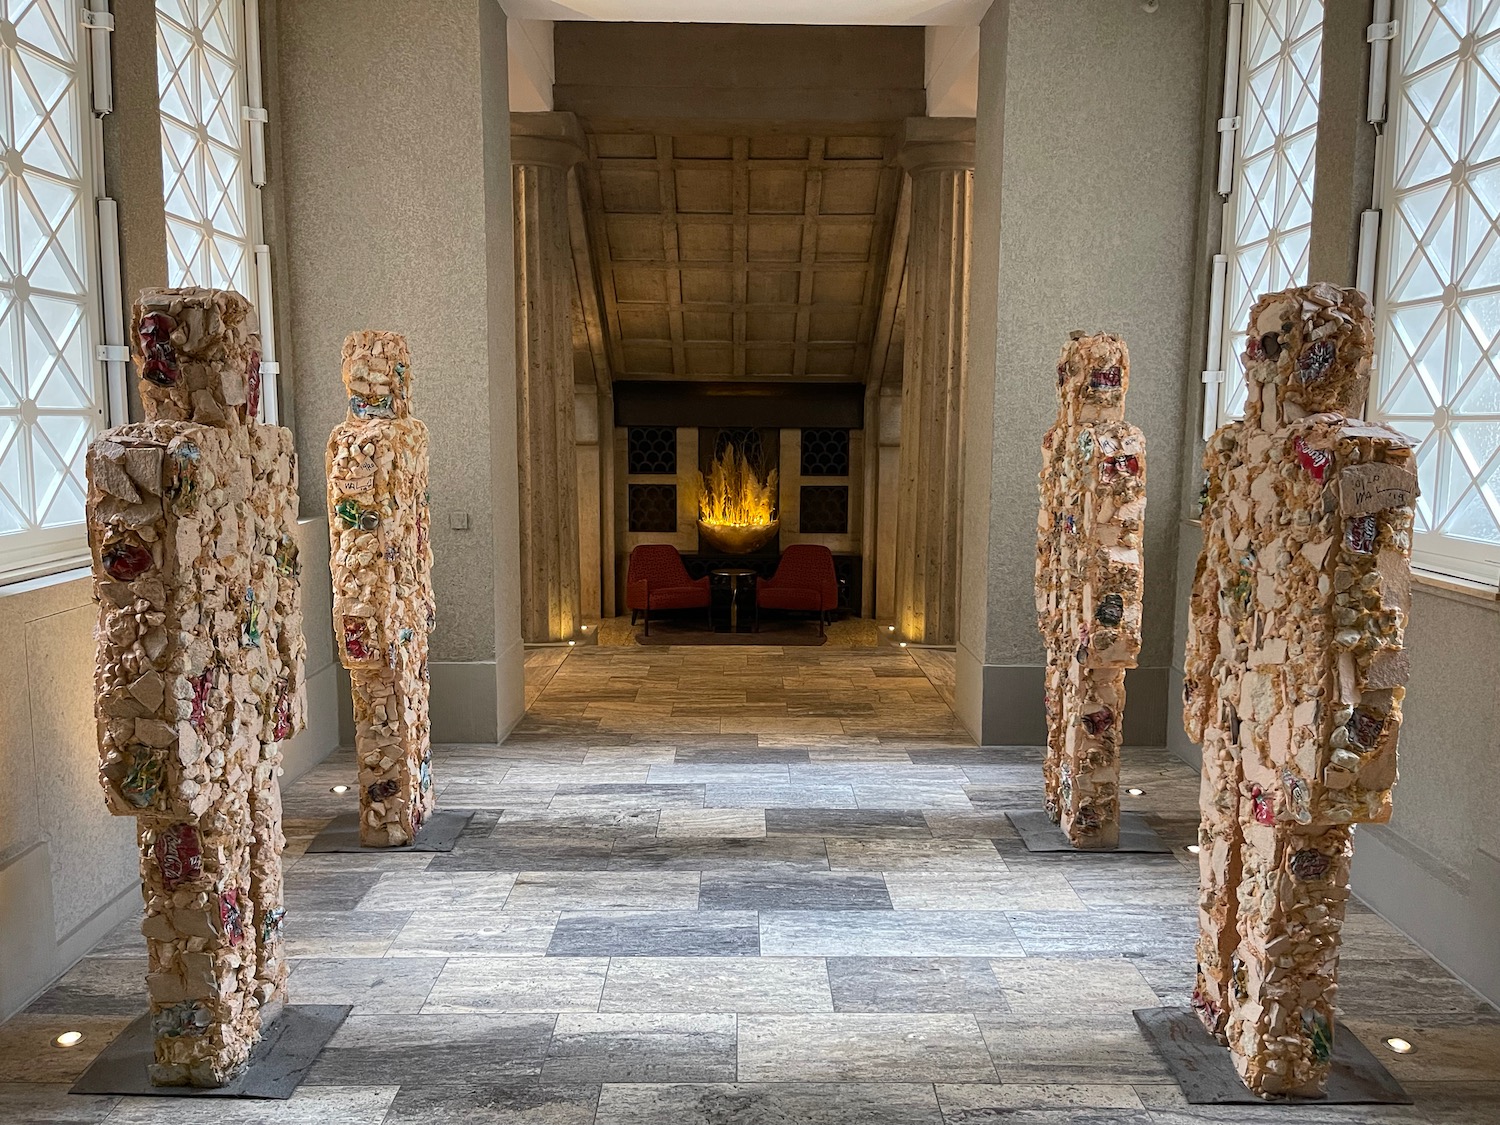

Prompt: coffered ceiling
[{"left": 575, "top": 130, "right": 904, "bottom": 383}]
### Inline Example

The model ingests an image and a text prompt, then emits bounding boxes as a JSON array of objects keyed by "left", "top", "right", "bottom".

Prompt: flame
[{"left": 698, "top": 444, "right": 777, "bottom": 529}]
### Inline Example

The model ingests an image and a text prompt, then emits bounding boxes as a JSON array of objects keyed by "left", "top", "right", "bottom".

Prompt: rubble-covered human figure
[
  {"left": 88, "top": 287, "right": 305, "bottom": 1086},
  {"left": 1035, "top": 331, "right": 1146, "bottom": 849},
  {"left": 1183, "top": 283, "right": 1416, "bottom": 1097},
  {"left": 326, "top": 331, "right": 435, "bottom": 846}
]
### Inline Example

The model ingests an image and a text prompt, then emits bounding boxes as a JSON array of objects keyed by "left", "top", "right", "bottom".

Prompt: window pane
[
  {"left": 156, "top": 0, "right": 253, "bottom": 298},
  {"left": 1374, "top": 1, "right": 1500, "bottom": 574},
  {"left": 0, "top": 0, "right": 102, "bottom": 572},
  {"left": 1218, "top": 0, "right": 1325, "bottom": 423}
]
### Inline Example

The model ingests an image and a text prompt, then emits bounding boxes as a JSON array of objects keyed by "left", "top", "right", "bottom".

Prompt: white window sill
[
  {"left": 0, "top": 563, "right": 92, "bottom": 600},
  {"left": 1411, "top": 568, "right": 1500, "bottom": 604}
]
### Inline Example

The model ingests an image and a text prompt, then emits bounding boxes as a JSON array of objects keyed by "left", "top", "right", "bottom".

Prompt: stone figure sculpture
[
  {"left": 1035, "top": 331, "right": 1146, "bottom": 849},
  {"left": 87, "top": 287, "right": 305, "bottom": 1086},
  {"left": 1183, "top": 283, "right": 1416, "bottom": 1097},
  {"left": 327, "top": 331, "right": 435, "bottom": 846}
]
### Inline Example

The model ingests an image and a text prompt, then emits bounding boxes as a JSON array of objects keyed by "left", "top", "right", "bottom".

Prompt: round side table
[{"left": 711, "top": 567, "right": 757, "bottom": 633}]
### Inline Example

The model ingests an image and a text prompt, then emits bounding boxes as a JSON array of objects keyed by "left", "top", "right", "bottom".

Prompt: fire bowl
[{"left": 697, "top": 518, "right": 779, "bottom": 555}]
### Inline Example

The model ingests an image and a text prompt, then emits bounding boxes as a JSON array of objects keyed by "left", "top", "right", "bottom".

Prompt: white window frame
[
  {"left": 0, "top": 0, "right": 118, "bottom": 584},
  {"left": 153, "top": 0, "right": 278, "bottom": 422},
  {"left": 1368, "top": 0, "right": 1500, "bottom": 588},
  {"left": 1202, "top": 0, "right": 1327, "bottom": 436}
]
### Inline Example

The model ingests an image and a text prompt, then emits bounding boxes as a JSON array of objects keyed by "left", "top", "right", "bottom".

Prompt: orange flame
[{"left": 698, "top": 444, "right": 777, "bottom": 529}]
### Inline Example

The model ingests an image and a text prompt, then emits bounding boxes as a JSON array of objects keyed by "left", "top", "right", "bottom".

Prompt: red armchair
[
  {"left": 626, "top": 544, "right": 710, "bottom": 635},
  {"left": 756, "top": 544, "right": 839, "bottom": 636}
]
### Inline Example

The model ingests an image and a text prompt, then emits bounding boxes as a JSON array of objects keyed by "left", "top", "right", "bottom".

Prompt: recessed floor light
[
  {"left": 568, "top": 640, "right": 576, "bottom": 646},
  {"left": 330, "top": 784, "right": 350, "bottom": 794},
  {"left": 898, "top": 641, "right": 908, "bottom": 647},
  {"left": 887, "top": 625, "right": 896, "bottom": 632},
  {"left": 1384, "top": 1036, "right": 1414, "bottom": 1054},
  {"left": 1126, "top": 787, "right": 1145, "bottom": 796},
  {"left": 53, "top": 1031, "right": 83, "bottom": 1048},
  {"left": 1186, "top": 844, "right": 1201, "bottom": 854}
]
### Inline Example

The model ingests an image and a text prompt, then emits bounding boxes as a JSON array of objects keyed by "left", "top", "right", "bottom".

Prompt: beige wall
[
  {"left": 553, "top": 23, "right": 924, "bottom": 126},
  {"left": 272, "top": 0, "right": 523, "bottom": 739},
  {"left": 957, "top": 0, "right": 1207, "bottom": 744}
]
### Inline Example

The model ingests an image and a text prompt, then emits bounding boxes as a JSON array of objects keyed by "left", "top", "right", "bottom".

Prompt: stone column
[
  {"left": 893, "top": 118, "right": 974, "bottom": 645},
  {"left": 511, "top": 112, "right": 585, "bottom": 642}
]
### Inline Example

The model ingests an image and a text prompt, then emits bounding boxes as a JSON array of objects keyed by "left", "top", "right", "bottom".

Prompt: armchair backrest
[
  {"left": 775, "top": 544, "right": 839, "bottom": 604},
  {"left": 627, "top": 543, "right": 692, "bottom": 588}
]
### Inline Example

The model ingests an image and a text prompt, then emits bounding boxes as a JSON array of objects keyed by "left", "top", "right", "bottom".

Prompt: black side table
[{"left": 711, "top": 567, "right": 757, "bottom": 633}]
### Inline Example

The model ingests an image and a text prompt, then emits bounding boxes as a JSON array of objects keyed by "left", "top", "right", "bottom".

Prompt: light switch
[{"left": 448, "top": 511, "right": 470, "bottom": 530}]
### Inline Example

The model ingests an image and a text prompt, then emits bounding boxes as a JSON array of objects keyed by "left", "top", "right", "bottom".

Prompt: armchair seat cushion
[
  {"left": 756, "top": 585, "right": 826, "bottom": 612},
  {"left": 756, "top": 544, "right": 839, "bottom": 614},
  {"left": 646, "top": 581, "right": 710, "bottom": 609}
]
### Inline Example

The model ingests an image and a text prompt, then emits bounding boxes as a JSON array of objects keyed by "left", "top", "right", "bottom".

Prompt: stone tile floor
[{"left": 1, "top": 647, "right": 1497, "bottom": 1123}]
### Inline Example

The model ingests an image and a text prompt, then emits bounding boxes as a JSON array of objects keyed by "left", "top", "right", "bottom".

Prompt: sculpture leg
[
  {"left": 1193, "top": 720, "right": 1241, "bottom": 1040},
  {"left": 140, "top": 802, "right": 259, "bottom": 1087},
  {"left": 354, "top": 642, "right": 433, "bottom": 847},
  {"left": 1042, "top": 651, "right": 1067, "bottom": 823},
  {"left": 1227, "top": 821, "right": 1353, "bottom": 1097},
  {"left": 248, "top": 749, "right": 287, "bottom": 1012},
  {"left": 1059, "top": 665, "right": 1123, "bottom": 849}
]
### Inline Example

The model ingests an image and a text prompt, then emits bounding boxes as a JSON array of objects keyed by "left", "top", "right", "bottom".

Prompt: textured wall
[
  {"left": 1382, "top": 589, "right": 1500, "bottom": 866},
  {"left": 276, "top": 0, "right": 498, "bottom": 665},
  {"left": 958, "top": 0, "right": 1207, "bottom": 739},
  {"left": 981, "top": 0, "right": 1204, "bottom": 668}
]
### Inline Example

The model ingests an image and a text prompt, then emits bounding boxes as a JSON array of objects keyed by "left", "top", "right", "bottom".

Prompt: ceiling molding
[{"left": 500, "top": 1, "right": 992, "bottom": 25}]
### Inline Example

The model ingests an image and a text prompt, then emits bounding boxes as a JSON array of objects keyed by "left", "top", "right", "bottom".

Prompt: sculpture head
[
  {"left": 1057, "top": 330, "right": 1129, "bottom": 423},
  {"left": 1243, "top": 283, "right": 1374, "bottom": 426},
  {"left": 341, "top": 330, "right": 412, "bottom": 420},
  {"left": 133, "top": 288, "right": 260, "bottom": 426}
]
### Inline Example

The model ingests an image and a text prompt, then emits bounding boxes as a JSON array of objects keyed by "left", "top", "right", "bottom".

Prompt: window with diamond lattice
[
  {"left": 0, "top": 0, "right": 107, "bottom": 582},
  {"left": 1371, "top": 2, "right": 1500, "bottom": 584},
  {"left": 799, "top": 486, "right": 849, "bottom": 535},
  {"left": 156, "top": 0, "right": 253, "bottom": 295},
  {"left": 800, "top": 428, "right": 850, "bottom": 476},
  {"left": 713, "top": 428, "right": 767, "bottom": 470},
  {"left": 627, "top": 426, "right": 676, "bottom": 475},
  {"left": 1214, "top": 0, "right": 1325, "bottom": 424},
  {"left": 628, "top": 484, "right": 678, "bottom": 533}
]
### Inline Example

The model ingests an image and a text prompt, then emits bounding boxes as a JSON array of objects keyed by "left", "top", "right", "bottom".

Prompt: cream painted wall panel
[
  {"left": 28, "top": 603, "right": 137, "bottom": 940},
  {"left": 1381, "top": 588, "right": 1500, "bottom": 870}
]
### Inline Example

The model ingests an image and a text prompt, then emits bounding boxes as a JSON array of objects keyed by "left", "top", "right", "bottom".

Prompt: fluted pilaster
[
  {"left": 893, "top": 118, "right": 975, "bottom": 646},
  {"left": 512, "top": 112, "right": 585, "bottom": 642}
]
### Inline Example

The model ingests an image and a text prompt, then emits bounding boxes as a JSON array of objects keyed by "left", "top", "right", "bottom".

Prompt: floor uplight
[
  {"left": 1186, "top": 844, "right": 1201, "bottom": 854},
  {"left": 1383, "top": 1036, "right": 1414, "bottom": 1054},
  {"left": 898, "top": 641, "right": 908, "bottom": 647},
  {"left": 568, "top": 640, "right": 576, "bottom": 646},
  {"left": 330, "top": 784, "right": 350, "bottom": 794},
  {"left": 887, "top": 625, "right": 896, "bottom": 632},
  {"left": 53, "top": 1031, "right": 83, "bottom": 1048},
  {"left": 1126, "top": 787, "right": 1145, "bottom": 796}
]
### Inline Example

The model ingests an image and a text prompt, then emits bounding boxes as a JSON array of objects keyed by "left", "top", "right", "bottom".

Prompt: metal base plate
[
  {"left": 1006, "top": 810, "right": 1173, "bottom": 853},
  {"left": 1133, "top": 1006, "right": 1412, "bottom": 1105},
  {"left": 306, "top": 809, "right": 474, "bottom": 853},
  {"left": 70, "top": 1004, "right": 350, "bottom": 1100}
]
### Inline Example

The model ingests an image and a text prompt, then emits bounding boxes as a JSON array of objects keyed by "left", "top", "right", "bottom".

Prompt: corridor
[{"left": 2, "top": 649, "right": 1496, "bottom": 1123}]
